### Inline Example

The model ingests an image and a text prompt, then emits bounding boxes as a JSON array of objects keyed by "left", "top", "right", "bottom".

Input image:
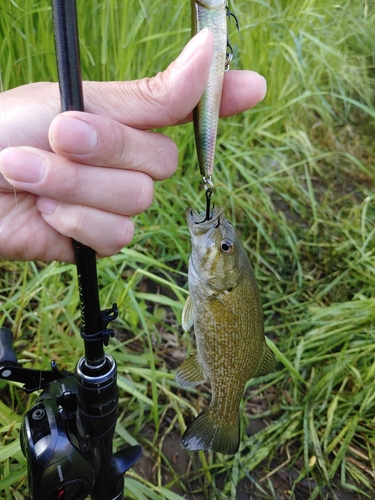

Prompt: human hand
[{"left": 0, "top": 29, "right": 267, "bottom": 263}]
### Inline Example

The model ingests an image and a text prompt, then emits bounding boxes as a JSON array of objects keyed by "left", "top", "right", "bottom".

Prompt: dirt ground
[
  {"left": 119, "top": 278, "right": 373, "bottom": 500},
  {"left": 129, "top": 424, "right": 370, "bottom": 500}
]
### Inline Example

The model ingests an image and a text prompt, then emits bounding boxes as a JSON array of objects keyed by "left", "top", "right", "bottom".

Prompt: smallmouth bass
[
  {"left": 192, "top": 0, "right": 228, "bottom": 179},
  {"left": 176, "top": 207, "right": 276, "bottom": 455}
]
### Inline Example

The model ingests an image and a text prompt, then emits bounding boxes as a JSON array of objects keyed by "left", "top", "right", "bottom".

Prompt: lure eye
[{"left": 220, "top": 239, "right": 234, "bottom": 254}]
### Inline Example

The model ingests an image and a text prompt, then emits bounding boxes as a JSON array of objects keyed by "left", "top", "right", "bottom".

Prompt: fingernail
[
  {"left": 0, "top": 148, "right": 46, "bottom": 184},
  {"left": 259, "top": 75, "right": 267, "bottom": 101},
  {"left": 50, "top": 115, "right": 98, "bottom": 154},
  {"left": 177, "top": 28, "right": 210, "bottom": 66},
  {"left": 36, "top": 197, "right": 58, "bottom": 215}
]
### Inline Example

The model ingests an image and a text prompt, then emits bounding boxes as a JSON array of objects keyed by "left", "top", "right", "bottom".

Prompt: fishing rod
[{"left": 0, "top": 1, "right": 141, "bottom": 498}]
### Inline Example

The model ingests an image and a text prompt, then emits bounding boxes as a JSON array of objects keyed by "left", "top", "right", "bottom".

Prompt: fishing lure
[
  {"left": 192, "top": 0, "right": 228, "bottom": 186},
  {"left": 191, "top": 1, "right": 238, "bottom": 219}
]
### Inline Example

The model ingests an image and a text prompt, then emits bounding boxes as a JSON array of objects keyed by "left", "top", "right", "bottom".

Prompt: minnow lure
[{"left": 191, "top": 0, "right": 229, "bottom": 184}]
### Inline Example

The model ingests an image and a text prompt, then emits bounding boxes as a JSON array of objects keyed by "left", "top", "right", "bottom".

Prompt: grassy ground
[{"left": 1, "top": 0, "right": 375, "bottom": 498}]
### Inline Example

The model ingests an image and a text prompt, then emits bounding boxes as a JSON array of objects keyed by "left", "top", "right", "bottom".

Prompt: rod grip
[{"left": 0, "top": 328, "right": 17, "bottom": 365}]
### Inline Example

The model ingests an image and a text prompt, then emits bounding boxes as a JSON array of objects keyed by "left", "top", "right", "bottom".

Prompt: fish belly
[{"left": 193, "top": 281, "right": 265, "bottom": 423}]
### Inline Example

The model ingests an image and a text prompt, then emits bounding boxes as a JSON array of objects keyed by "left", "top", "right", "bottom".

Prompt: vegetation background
[{"left": 0, "top": 0, "right": 374, "bottom": 498}]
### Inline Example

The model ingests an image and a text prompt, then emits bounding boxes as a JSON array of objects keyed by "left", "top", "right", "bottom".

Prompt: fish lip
[{"left": 186, "top": 206, "right": 224, "bottom": 229}]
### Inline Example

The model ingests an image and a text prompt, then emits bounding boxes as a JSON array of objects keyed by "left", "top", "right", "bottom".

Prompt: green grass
[{"left": 1, "top": 0, "right": 375, "bottom": 498}]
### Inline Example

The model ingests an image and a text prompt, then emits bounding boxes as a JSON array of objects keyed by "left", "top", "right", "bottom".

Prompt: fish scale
[
  {"left": 192, "top": 0, "right": 228, "bottom": 179},
  {"left": 194, "top": 279, "right": 263, "bottom": 419},
  {"left": 176, "top": 207, "right": 276, "bottom": 454}
]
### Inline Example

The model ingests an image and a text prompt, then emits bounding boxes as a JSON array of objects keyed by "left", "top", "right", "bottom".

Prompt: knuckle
[
  {"left": 160, "top": 139, "right": 178, "bottom": 178},
  {"left": 113, "top": 172, "right": 154, "bottom": 217},
  {"left": 140, "top": 72, "right": 169, "bottom": 104},
  {"left": 102, "top": 218, "right": 134, "bottom": 256},
  {"left": 134, "top": 73, "right": 175, "bottom": 123},
  {"left": 134, "top": 173, "right": 154, "bottom": 213},
  {"left": 107, "top": 123, "right": 132, "bottom": 167},
  {"left": 61, "top": 205, "right": 85, "bottom": 237},
  {"left": 139, "top": 134, "right": 178, "bottom": 181}
]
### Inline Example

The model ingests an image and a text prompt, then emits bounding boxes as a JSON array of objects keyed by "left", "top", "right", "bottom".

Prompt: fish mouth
[{"left": 186, "top": 206, "right": 224, "bottom": 230}]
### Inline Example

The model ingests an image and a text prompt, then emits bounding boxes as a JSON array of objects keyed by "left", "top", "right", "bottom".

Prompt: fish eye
[{"left": 220, "top": 239, "right": 234, "bottom": 254}]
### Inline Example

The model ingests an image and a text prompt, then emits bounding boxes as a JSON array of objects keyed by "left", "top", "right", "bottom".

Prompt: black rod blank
[
  {"left": 52, "top": 0, "right": 84, "bottom": 111},
  {"left": 52, "top": 0, "right": 104, "bottom": 366}
]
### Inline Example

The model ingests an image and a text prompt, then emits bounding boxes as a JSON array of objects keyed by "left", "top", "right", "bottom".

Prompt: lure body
[{"left": 192, "top": 0, "right": 228, "bottom": 179}]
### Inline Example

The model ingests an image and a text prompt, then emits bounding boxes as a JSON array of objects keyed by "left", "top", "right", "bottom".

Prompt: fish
[
  {"left": 176, "top": 207, "right": 276, "bottom": 455},
  {"left": 191, "top": 0, "right": 229, "bottom": 180}
]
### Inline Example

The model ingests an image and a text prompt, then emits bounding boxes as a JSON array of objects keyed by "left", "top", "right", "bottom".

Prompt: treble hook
[
  {"left": 197, "top": 177, "right": 213, "bottom": 223},
  {"left": 226, "top": 7, "right": 240, "bottom": 31},
  {"left": 205, "top": 187, "right": 213, "bottom": 221},
  {"left": 225, "top": 6, "right": 240, "bottom": 71}
]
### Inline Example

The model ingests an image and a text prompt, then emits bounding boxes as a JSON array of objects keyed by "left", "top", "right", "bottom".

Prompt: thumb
[{"left": 83, "top": 29, "right": 214, "bottom": 129}]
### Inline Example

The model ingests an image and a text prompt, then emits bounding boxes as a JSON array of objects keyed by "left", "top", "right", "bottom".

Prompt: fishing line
[
  {"left": 1, "top": 71, "right": 54, "bottom": 395},
  {"left": 0, "top": 63, "right": 30, "bottom": 262},
  {"left": 0, "top": 50, "right": 44, "bottom": 394}
]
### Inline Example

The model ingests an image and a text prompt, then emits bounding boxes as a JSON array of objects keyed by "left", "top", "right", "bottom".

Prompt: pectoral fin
[
  {"left": 175, "top": 350, "right": 206, "bottom": 388},
  {"left": 254, "top": 344, "right": 277, "bottom": 378},
  {"left": 182, "top": 295, "right": 195, "bottom": 332}
]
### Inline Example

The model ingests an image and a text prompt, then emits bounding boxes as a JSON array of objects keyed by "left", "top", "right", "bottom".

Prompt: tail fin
[{"left": 181, "top": 410, "right": 240, "bottom": 455}]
